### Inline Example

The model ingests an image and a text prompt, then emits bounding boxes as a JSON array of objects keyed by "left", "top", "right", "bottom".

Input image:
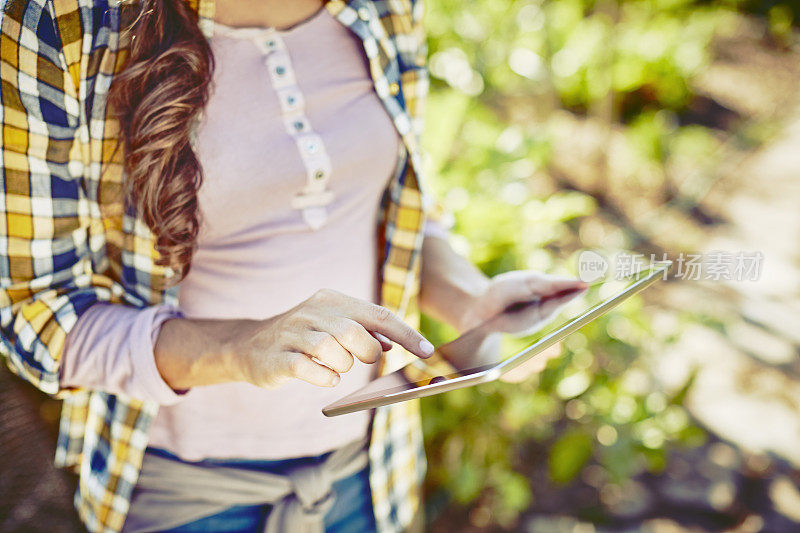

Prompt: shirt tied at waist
[{"left": 122, "top": 437, "right": 369, "bottom": 533}]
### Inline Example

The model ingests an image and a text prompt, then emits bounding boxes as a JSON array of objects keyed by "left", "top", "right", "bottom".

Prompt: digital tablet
[{"left": 323, "top": 260, "right": 671, "bottom": 417}]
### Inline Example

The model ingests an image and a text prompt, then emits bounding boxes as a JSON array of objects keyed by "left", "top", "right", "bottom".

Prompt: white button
[
  {"left": 283, "top": 114, "right": 310, "bottom": 135},
  {"left": 305, "top": 140, "right": 318, "bottom": 154},
  {"left": 358, "top": 7, "right": 370, "bottom": 21},
  {"left": 278, "top": 85, "right": 303, "bottom": 111},
  {"left": 302, "top": 154, "right": 332, "bottom": 185},
  {"left": 266, "top": 54, "right": 296, "bottom": 88},
  {"left": 255, "top": 34, "right": 282, "bottom": 55}
]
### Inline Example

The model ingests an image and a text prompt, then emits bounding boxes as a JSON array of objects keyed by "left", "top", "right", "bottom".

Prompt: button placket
[{"left": 217, "top": 23, "right": 335, "bottom": 230}]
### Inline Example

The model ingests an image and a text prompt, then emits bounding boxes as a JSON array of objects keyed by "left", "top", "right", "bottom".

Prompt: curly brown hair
[{"left": 108, "top": 0, "right": 215, "bottom": 281}]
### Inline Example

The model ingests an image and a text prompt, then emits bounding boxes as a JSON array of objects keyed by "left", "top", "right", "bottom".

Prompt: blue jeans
[{"left": 147, "top": 447, "right": 377, "bottom": 533}]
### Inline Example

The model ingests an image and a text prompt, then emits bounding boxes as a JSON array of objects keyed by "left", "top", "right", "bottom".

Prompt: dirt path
[{"left": 654, "top": 93, "right": 800, "bottom": 466}]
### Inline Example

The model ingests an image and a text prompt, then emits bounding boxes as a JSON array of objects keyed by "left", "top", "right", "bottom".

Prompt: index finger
[{"left": 339, "top": 297, "right": 434, "bottom": 359}]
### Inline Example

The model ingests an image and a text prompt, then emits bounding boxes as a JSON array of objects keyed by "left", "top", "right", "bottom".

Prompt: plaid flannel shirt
[{"left": 0, "top": 0, "right": 447, "bottom": 530}]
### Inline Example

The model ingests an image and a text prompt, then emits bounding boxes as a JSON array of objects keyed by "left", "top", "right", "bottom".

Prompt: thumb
[
  {"left": 523, "top": 273, "right": 587, "bottom": 298},
  {"left": 490, "top": 271, "right": 584, "bottom": 308}
]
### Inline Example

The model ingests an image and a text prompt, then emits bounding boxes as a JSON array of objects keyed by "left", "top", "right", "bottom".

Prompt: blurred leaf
[
  {"left": 548, "top": 429, "right": 594, "bottom": 484},
  {"left": 453, "top": 462, "right": 483, "bottom": 503},
  {"left": 492, "top": 469, "right": 533, "bottom": 513}
]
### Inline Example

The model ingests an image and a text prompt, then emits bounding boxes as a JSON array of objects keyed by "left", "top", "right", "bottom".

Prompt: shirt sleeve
[
  {"left": 59, "top": 303, "right": 188, "bottom": 405},
  {"left": 0, "top": 2, "right": 161, "bottom": 398}
]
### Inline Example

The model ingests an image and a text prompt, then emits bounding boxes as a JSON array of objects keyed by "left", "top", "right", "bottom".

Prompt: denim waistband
[{"left": 145, "top": 446, "right": 336, "bottom": 473}]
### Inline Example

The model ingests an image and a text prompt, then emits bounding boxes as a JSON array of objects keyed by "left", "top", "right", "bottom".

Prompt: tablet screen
[{"left": 324, "top": 264, "right": 668, "bottom": 415}]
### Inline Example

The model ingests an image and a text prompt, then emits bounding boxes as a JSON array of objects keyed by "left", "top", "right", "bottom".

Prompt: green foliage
[
  {"left": 415, "top": 0, "right": 787, "bottom": 527},
  {"left": 549, "top": 429, "right": 594, "bottom": 484},
  {"left": 425, "top": 0, "right": 728, "bottom": 116}
]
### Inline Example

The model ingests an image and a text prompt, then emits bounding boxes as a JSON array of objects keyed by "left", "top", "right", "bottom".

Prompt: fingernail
[
  {"left": 330, "top": 375, "right": 340, "bottom": 386},
  {"left": 419, "top": 339, "right": 434, "bottom": 357}
]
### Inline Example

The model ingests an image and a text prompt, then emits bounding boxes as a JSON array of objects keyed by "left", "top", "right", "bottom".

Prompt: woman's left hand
[
  {"left": 457, "top": 270, "right": 586, "bottom": 332},
  {"left": 456, "top": 270, "right": 586, "bottom": 382}
]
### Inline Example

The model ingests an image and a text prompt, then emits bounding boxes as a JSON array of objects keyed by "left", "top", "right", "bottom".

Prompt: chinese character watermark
[{"left": 577, "top": 250, "right": 763, "bottom": 282}]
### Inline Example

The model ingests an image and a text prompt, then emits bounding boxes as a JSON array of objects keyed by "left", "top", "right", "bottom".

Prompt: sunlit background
[
  {"left": 418, "top": 0, "right": 800, "bottom": 531},
  {"left": 2, "top": 1, "right": 800, "bottom": 532}
]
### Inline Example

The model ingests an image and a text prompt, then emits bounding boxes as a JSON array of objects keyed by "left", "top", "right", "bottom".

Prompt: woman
[{"left": 0, "top": 0, "right": 582, "bottom": 531}]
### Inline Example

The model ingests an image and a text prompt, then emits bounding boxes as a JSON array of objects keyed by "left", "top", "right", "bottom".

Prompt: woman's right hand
[
  {"left": 156, "top": 289, "right": 435, "bottom": 390},
  {"left": 230, "top": 289, "right": 434, "bottom": 387}
]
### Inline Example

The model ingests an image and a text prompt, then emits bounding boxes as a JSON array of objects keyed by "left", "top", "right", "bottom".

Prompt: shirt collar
[{"left": 190, "top": 0, "right": 350, "bottom": 40}]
